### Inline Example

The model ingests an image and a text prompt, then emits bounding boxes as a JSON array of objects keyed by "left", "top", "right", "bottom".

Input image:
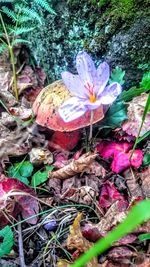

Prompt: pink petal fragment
[
  {"left": 76, "top": 51, "right": 97, "bottom": 85},
  {"left": 58, "top": 96, "right": 86, "bottom": 122},
  {"left": 99, "top": 82, "right": 122, "bottom": 104},
  {"left": 97, "top": 62, "right": 110, "bottom": 94},
  {"left": 61, "top": 72, "right": 85, "bottom": 98}
]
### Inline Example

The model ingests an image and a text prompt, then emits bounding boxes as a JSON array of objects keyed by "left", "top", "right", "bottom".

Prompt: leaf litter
[{"left": 0, "top": 46, "right": 150, "bottom": 267}]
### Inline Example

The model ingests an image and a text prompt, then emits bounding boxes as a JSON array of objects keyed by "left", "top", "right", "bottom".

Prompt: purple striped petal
[
  {"left": 58, "top": 97, "right": 86, "bottom": 122},
  {"left": 61, "top": 72, "right": 86, "bottom": 98},
  {"left": 76, "top": 51, "right": 98, "bottom": 85},
  {"left": 99, "top": 82, "right": 122, "bottom": 105},
  {"left": 96, "top": 62, "right": 110, "bottom": 95}
]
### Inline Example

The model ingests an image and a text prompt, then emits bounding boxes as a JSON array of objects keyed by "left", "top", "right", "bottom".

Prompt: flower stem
[{"left": 89, "top": 110, "right": 94, "bottom": 141}]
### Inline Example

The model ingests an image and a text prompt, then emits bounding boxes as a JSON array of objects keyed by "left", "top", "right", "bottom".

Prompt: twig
[{"left": 18, "top": 215, "right": 27, "bottom": 267}]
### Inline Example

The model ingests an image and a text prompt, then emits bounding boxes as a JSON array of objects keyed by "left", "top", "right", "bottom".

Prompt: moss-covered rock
[{"left": 27, "top": 0, "right": 150, "bottom": 87}]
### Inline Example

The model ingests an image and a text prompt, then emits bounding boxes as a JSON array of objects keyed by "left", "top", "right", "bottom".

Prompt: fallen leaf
[
  {"left": 123, "top": 169, "right": 144, "bottom": 199},
  {"left": 140, "top": 166, "right": 150, "bottom": 198},
  {"left": 9, "top": 106, "right": 33, "bottom": 121},
  {"left": 122, "top": 94, "right": 150, "bottom": 137},
  {"left": 97, "top": 141, "right": 143, "bottom": 173},
  {"left": 58, "top": 213, "right": 100, "bottom": 266},
  {"left": 61, "top": 186, "right": 97, "bottom": 205},
  {"left": 83, "top": 201, "right": 127, "bottom": 240},
  {"left": 49, "top": 152, "right": 97, "bottom": 180},
  {"left": 99, "top": 181, "right": 128, "bottom": 209},
  {"left": 0, "top": 177, "right": 39, "bottom": 227},
  {"left": 107, "top": 246, "right": 136, "bottom": 261}
]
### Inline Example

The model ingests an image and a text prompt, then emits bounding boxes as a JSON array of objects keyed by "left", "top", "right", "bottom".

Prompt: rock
[{"left": 27, "top": 0, "right": 150, "bottom": 88}]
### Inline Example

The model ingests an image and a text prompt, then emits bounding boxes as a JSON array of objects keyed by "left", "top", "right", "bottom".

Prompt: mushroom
[{"left": 32, "top": 80, "right": 104, "bottom": 150}]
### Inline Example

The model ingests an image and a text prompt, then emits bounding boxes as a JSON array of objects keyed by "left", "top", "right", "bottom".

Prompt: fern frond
[
  {"left": 16, "top": 6, "right": 42, "bottom": 24},
  {"left": 34, "top": 0, "right": 56, "bottom": 15},
  {"left": 17, "top": 15, "right": 34, "bottom": 24},
  {"left": 10, "top": 26, "right": 35, "bottom": 35},
  {"left": 0, "top": 43, "right": 7, "bottom": 54},
  {"left": 0, "top": 0, "right": 13, "bottom": 2},
  {"left": 1, "top": 7, "right": 17, "bottom": 22},
  {"left": 12, "top": 38, "right": 31, "bottom": 46}
]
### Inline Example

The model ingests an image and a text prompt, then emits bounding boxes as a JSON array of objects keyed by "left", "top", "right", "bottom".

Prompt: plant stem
[
  {"left": 9, "top": 45, "right": 19, "bottom": 101},
  {"left": 89, "top": 110, "right": 94, "bottom": 141},
  {"left": 0, "top": 12, "right": 18, "bottom": 101}
]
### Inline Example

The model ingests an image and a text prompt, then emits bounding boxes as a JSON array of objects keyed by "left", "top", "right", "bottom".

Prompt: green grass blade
[{"left": 71, "top": 200, "right": 150, "bottom": 267}]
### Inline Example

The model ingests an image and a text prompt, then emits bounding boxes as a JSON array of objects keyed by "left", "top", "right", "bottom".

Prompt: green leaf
[
  {"left": 109, "top": 66, "right": 125, "bottom": 85},
  {"left": 118, "top": 86, "right": 150, "bottom": 102},
  {"left": 7, "top": 161, "right": 33, "bottom": 185},
  {"left": 31, "top": 165, "right": 54, "bottom": 187},
  {"left": 98, "top": 101, "right": 128, "bottom": 130},
  {"left": 142, "top": 154, "right": 150, "bottom": 167},
  {"left": 140, "top": 71, "right": 150, "bottom": 89},
  {"left": 0, "top": 226, "right": 14, "bottom": 258},
  {"left": 138, "top": 233, "right": 150, "bottom": 241},
  {"left": 72, "top": 200, "right": 150, "bottom": 267},
  {"left": 19, "top": 161, "right": 33, "bottom": 177}
]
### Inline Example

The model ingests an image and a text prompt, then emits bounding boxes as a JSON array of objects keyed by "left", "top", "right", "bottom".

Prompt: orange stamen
[{"left": 84, "top": 82, "right": 97, "bottom": 103}]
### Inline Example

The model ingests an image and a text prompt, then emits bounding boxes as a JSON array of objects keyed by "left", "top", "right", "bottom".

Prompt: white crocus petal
[
  {"left": 96, "top": 62, "right": 110, "bottom": 96},
  {"left": 61, "top": 72, "right": 86, "bottom": 98},
  {"left": 100, "top": 82, "right": 122, "bottom": 105},
  {"left": 76, "top": 51, "right": 98, "bottom": 85},
  {"left": 84, "top": 99, "right": 102, "bottom": 110},
  {"left": 58, "top": 97, "right": 87, "bottom": 122}
]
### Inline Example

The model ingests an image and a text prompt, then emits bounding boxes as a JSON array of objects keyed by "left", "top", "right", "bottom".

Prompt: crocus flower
[{"left": 58, "top": 51, "right": 122, "bottom": 122}]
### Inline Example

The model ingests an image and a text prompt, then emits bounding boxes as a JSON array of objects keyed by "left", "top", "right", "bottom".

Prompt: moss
[{"left": 25, "top": 0, "right": 150, "bottom": 87}]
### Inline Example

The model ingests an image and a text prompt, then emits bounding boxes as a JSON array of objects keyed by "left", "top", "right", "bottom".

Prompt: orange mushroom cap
[{"left": 32, "top": 80, "right": 105, "bottom": 132}]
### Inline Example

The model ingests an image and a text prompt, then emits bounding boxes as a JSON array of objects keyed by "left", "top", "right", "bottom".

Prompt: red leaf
[
  {"left": 0, "top": 177, "right": 39, "bottom": 227},
  {"left": 96, "top": 141, "right": 132, "bottom": 159},
  {"left": 99, "top": 181, "right": 128, "bottom": 209},
  {"left": 97, "top": 141, "right": 143, "bottom": 173}
]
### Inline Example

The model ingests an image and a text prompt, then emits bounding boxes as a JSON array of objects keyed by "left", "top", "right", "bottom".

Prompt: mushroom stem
[{"left": 89, "top": 110, "right": 94, "bottom": 141}]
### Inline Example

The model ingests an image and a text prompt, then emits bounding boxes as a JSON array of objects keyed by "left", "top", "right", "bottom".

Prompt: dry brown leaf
[
  {"left": 107, "top": 246, "right": 137, "bottom": 261},
  {"left": 140, "top": 166, "right": 150, "bottom": 198},
  {"left": 49, "top": 153, "right": 97, "bottom": 180},
  {"left": 0, "top": 119, "right": 46, "bottom": 159},
  {"left": 123, "top": 169, "right": 144, "bottom": 199},
  {"left": 57, "top": 213, "right": 100, "bottom": 267},
  {"left": 61, "top": 186, "right": 97, "bottom": 205},
  {"left": 122, "top": 94, "right": 150, "bottom": 137},
  {"left": 97, "top": 201, "right": 127, "bottom": 233},
  {"left": 57, "top": 259, "right": 72, "bottom": 267},
  {"left": 85, "top": 160, "right": 106, "bottom": 177}
]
